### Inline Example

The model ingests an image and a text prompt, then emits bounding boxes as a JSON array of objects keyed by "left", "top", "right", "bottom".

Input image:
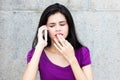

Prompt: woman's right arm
[
  {"left": 22, "top": 26, "right": 48, "bottom": 80},
  {"left": 22, "top": 45, "right": 44, "bottom": 80}
]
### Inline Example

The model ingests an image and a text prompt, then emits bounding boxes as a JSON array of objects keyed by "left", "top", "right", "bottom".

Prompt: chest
[
  {"left": 39, "top": 51, "right": 76, "bottom": 80},
  {"left": 46, "top": 52, "right": 70, "bottom": 67}
]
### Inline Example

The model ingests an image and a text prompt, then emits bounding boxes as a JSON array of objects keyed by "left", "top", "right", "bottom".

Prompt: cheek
[
  {"left": 65, "top": 29, "right": 69, "bottom": 37},
  {"left": 48, "top": 30, "right": 54, "bottom": 38},
  {"left": 65, "top": 25, "right": 69, "bottom": 33},
  {"left": 63, "top": 26, "right": 69, "bottom": 38}
]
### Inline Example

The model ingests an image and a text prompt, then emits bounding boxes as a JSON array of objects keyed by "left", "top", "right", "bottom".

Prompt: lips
[{"left": 55, "top": 33, "right": 63, "bottom": 37}]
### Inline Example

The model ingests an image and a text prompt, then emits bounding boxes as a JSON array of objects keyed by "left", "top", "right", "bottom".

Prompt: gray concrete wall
[{"left": 0, "top": 0, "right": 120, "bottom": 80}]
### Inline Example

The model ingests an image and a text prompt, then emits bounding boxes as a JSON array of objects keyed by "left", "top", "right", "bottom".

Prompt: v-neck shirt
[{"left": 27, "top": 46, "right": 91, "bottom": 80}]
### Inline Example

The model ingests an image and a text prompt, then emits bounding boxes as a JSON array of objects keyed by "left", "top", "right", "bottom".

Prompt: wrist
[
  {"left": 36, "top": 41, "right": 46, "bottom": 47},
  {"left": 35, "top": 43, "right": 44, "bottom": 50},
  {"left": 69, "top": 57, "right": 77, "bottom": 65}
]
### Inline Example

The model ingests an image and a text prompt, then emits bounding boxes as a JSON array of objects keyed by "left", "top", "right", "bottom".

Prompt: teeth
[
  {"left": 55, "top": 34, "right": 63, "bottom": 37},
  {"left": 56, "top": 34, "right": 62, "bottom": 36}
]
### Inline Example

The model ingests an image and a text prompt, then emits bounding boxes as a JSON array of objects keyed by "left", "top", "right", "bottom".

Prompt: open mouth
[{"left": 55, "top": 33, "right": 63, "bottom": 38}]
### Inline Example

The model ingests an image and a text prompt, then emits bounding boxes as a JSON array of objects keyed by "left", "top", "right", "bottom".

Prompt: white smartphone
[{"left": 43, "top": 29, "right": 47, "bottom": 41}]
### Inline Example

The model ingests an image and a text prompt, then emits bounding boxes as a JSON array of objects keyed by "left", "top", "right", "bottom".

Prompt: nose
[{"left": 55, "top": 26, "right": 61, "bottom": 31}]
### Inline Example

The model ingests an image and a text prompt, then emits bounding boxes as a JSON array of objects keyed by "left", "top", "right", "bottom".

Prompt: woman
[{"left": 22, "top": 3, "right": 93, "bottom": 80}]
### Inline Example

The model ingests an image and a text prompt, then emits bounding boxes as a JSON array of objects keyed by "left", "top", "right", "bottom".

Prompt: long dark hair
[{"left": 32, "top": 3, "right": 83, "bottom": 50}]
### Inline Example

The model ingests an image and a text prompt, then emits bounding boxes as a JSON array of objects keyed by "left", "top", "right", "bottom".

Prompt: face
[{"left": 46, "top": 12, "right": 69, "bottom": 41}]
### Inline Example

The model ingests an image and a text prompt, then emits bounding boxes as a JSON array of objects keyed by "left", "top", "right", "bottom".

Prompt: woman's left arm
[
  {"left": 82, "top": 64, "right": 94, "bottom": 80},
  {"left": 70, "top": 57, "right": 94, "bottom": 80},
  {"left": 54, "top": 35, "right": 94, "bottom": 80}
]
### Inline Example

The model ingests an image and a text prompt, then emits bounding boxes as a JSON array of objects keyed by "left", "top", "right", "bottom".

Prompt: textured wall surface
[{"left": 0, "top": 0, "right": 120, "bottom": 80}]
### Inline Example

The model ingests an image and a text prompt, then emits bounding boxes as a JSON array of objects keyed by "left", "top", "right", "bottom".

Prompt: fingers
[
  {"left": 58, "top": 35, "right": 72, "bottom": 47},
  {"left": 53, "top": 35, "right": 67, "bottom": 53},
  {"left": 57, "top": 35, "right": 67, "bottom": 47},
  {"left": 54, "top": 38, "right": 63, "bottom": 49},
  {"left": 38, "top": 25, "right": 48, "bottom": 42},
  {"left": 38, "top": 25, "right": 47, "bottom": 36},
  {"left": 54, "top": 43, "right": 63, "bottom": 53}
]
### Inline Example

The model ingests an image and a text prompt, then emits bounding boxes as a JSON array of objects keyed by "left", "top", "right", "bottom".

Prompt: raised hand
[
  {"left": 36, "top": 25, "right": 48, "bottom": 48},
  {"left": 53, "top": 35, "right": 75, "bottom": 64}
]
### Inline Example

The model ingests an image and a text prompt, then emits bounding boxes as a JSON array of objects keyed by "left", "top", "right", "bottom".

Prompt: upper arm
[
  {"left": 27, "top": 48, "right": 35, "bottom": 63},
  {"left": 81, "top": 47, "right": 91, "bottom": 67},
  {"left": 82, "top": 64, "right": 94, "bottom": 80}
]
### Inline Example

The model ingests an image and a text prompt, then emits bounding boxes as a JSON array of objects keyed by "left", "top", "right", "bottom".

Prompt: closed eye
[
  {"left": 48, "top": 24, "right": 55, "bottom": 28},
  {"left": 49, "top": 25, "right": 54, "bottom": 27},
  {"left": 60, "top": 24, "right": 65, "bottom": 26}
]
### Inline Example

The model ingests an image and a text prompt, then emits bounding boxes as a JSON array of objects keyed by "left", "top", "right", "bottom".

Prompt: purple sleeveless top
[{"left": 27, "top": 46, "right": 91, "bottom": 80}]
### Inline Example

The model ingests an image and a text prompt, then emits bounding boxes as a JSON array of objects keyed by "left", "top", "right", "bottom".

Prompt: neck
[{"left": 46, "top": 40, "right": 60, "bottom": 54}]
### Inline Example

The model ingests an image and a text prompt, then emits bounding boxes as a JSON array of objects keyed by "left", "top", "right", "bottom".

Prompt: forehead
[{"left": 47, "top": 12, "right": 66, "bottom": 23}]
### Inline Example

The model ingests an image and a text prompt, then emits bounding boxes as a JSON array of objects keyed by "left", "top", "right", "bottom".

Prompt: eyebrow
[
  {"left": 59, "top": 21, "right": 66, "bottom": 23},
  {"left": 48, "top": 21, "right": 67, "bottom": 24},
  {"left": 49, "top": 23, "right": 55, "bottom": 25}
]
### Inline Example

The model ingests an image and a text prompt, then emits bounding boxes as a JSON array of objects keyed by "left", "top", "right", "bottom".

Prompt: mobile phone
[{"left": 43, "top": 29, "right": 47, "bottom": 41}]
